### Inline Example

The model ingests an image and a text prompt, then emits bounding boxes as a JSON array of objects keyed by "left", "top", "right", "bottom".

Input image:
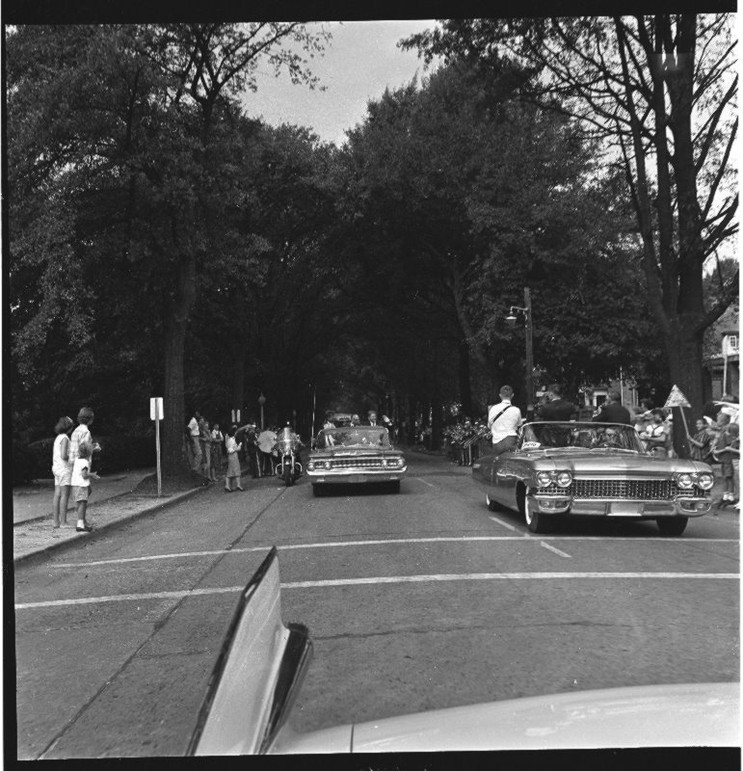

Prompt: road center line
[
  {"left": 48, "top": 535, "right": 738, "bottom": 569},
  {"left": 540, "top": 541, "right": 572, "bottom": 558},
  {"left": 15, "top": 572, "right": 740, "bottom": 610}
]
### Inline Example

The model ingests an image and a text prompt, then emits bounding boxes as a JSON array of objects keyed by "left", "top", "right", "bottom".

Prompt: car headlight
[
  {"left": 324, "top": 460, "right": 332, "bottom": 470},
  {"left": 536, "top": 471, "right": 553, "bottom": 488},
  {"left": 556, "top": 471, "right": 573, "bottom": 488},
  {"left": 307, "top": 461, "right": 315, "bottom": 471},
  {"left": 696, "top": 473, "right": 714, "bottom": 490},
  {"left": 676, "top": 472, "right": 694, "bottom": 489}
]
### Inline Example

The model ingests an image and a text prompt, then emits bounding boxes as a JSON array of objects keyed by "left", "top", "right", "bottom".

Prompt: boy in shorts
[{"left": 71, "top": 441, "right": 100, "bottom": 532}]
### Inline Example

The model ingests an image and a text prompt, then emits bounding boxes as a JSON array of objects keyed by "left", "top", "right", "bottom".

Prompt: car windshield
[
  {"left": 519, "top": 422, "right": 645, "bottom": 452},
  {"left": 317, "top": 427, "right": 391, "bottom": 449}
]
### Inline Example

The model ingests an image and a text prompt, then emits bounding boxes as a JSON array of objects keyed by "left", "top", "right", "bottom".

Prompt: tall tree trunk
[
  {"left": 162, "top": 253, "right": 197, "bottom": 478},
  {"left": 665, "top": 318, "right": 704, "bottom": 457},
  {"left": 459, "top": 339, "right": 472, "bottom": 418}
]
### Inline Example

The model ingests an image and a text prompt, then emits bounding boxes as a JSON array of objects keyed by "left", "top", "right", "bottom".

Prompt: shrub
[
  {"left": 11, "top": 441, "right": 37, "bottom": 486},
  {"left": 21, "top": 435, "right": 156, "bottom": 482}
]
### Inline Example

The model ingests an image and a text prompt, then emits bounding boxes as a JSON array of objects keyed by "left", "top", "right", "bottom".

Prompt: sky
[{"left": 240, "top": 20, "right": 439, "bottom": 146}]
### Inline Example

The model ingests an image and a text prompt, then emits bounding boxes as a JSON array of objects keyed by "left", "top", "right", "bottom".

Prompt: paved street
[{"left": 12, "top": 451, "right": 740, "bottom": 758}]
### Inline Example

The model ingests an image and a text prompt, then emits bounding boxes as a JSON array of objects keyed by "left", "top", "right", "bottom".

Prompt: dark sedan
[{"left": 306, "top": 426, "right": 407, "bottom": 496}]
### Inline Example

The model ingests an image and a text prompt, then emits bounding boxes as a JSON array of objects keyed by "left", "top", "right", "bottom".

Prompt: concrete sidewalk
[
  {"left": 12, "top": 468, "right": 158, "bottom": 525},
  {"left": 11, "top": 469, "right": 205, "bottom": 563}
]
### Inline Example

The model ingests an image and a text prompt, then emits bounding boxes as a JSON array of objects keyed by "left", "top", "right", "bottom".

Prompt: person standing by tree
[
  {"left": 687, "top": 418, "right": 713, "bottom": 463},
  {"left": 199, "top": 415, "right": 211, "bottom": 481},
  {"left": 210, "top": 423, "right": 224, "bottom": 482},
  {"left": 51, "top": 416, "right": 74, "bottom": 528},
  {"left": 187, "top": 411, "right": 202, "bottom": 472}
]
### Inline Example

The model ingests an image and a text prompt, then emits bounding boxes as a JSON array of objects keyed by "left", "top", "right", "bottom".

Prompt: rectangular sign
[
  {"left": 608, "top": 502, "right": 643, "bottom": 516},
  {"left": 150, "top": 397, "right": 164, "bottom": 421}
]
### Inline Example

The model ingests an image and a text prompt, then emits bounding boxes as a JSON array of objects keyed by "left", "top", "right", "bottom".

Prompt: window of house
[{"left": 725, "top": 334, "right": 738, "bottom": 354}]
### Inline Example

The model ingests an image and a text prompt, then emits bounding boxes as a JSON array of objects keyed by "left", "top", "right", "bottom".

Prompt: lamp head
[{"left": 505, "top": 312, "right": 518, "bottom": 328}]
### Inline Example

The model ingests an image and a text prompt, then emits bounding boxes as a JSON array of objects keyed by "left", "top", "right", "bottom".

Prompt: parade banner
[
  {"left": 664, "top": 385, "right": 691, "bottom": 449},
  {"left": 663, "top": 385, "right": 691, "bottom": 409}
]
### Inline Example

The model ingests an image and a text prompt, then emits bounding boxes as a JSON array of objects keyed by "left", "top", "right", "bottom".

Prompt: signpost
[{"left": 150, "top": 397, "right": 164, "bottom": 498}]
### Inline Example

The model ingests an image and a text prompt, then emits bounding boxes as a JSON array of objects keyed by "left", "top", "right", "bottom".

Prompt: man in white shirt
[
  {"left": 488, "top": 385, "right": 522, "bottom": 456},
  {"left": 187, "top": 411, "right": 202, "bottom": 471}
]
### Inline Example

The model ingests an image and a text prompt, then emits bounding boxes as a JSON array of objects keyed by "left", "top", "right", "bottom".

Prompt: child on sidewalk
[
  {"left": 713, "top": 421, "right": 739, "bottom": 507},
  {"left": 71, "top": 441, "right": 100, "bottom": 532},
  {"left": 51, "top": 416, "right": 74, "bottom": 528}
]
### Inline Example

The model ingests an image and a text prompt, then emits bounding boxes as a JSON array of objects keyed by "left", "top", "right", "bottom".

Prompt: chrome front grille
[
  {"left": 331, "top": 458, "right": 385, "bottom": 470},
  {"left": 541, "top": 479, "right": 708, "bottom": 500}
]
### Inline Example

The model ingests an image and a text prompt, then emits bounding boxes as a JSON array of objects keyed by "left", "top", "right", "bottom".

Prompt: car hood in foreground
[{"left": 273, "top": 681, "right": 739, "bottom": 753}]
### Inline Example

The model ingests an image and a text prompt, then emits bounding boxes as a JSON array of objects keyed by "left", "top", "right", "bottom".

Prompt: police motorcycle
[{"left": 275, "top": 424, "right": 303, "bottom": 486}]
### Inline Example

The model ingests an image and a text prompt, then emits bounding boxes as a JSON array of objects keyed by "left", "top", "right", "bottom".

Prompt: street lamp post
[
  {"left": 258, "top": 392, "right": 266, "bottom": 429},
  {"left": 505, "top": 287, "right": 535, "bottom": 421}
]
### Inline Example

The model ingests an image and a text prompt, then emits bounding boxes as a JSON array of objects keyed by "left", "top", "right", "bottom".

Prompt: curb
[
  {"left": 13, "top": 487, "right": 204, "bottom": 564},
  {"left": 14, "top": 487, "right": 149, "bottom": 528}
]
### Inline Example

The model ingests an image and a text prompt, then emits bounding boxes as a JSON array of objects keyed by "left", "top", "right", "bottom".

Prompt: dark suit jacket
[
  {"left": 593, "top": 402, "right": 632, "bottom": 425},
  {"left": 539, "top": 398, "right": 576, "bottom": 421}
]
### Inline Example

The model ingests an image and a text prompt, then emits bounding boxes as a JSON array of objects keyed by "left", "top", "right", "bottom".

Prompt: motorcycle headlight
[
  {"left": 696, "top": 473, "right": 714, "bottom": 490},
  {"left": 536, "top": 471, "right": 553, "bottom": 488},
  {"left": 676, "top": 472, "right": 694, "bottom": 489},
  {"left": 556, "top": 471, "right": 573, "bottom": 488}
]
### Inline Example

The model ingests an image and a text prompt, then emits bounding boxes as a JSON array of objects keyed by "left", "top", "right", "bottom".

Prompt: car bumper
[
  {"left": 529, "top": 494, "right": 712, "bottom": 518},
  {"left": 307, "top": 468, "right": 407, "bottom": 484}
]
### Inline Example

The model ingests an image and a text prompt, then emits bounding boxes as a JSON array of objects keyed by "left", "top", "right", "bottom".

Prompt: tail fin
[{"left": 187, "top": 547, "right": 312, "bottom": 755}]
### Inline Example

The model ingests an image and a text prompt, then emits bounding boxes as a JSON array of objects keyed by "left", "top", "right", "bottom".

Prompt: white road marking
[
  {"left": 540, "top": 541, "right": 572, "bottom": 558},
  {"left": 414, "top": 476, "right": 436, "bottom": 487},
  {"left": 488, "top": 516, "right": 518, "bottom": 532},
  {"left": 282, "top": 572, "right": 739, "bottom": 589},
  {"left": 48, "top": 535, "right": 738, "bottom": 569},
  {"left": 15, "top": 571, "right": 739, "bottom": 610}
]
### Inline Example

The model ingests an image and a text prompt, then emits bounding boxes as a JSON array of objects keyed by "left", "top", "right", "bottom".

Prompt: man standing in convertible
[
  {"left": 538, "top": 384, "right": 577, "bottom": 421},
  {"left": 488, "top": 385, "right": 522, "bottom": 456}
]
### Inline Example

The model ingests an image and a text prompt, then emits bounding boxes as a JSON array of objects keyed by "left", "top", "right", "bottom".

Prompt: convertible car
[
  {"left": 186, "top": 549, "right": 739, "bottom": 754},
  {"left": 306, "top": 425, "right": 406, "bottom": 495},
  {"left": 472, "top": 421, "right": 715, "bottom": 535}
]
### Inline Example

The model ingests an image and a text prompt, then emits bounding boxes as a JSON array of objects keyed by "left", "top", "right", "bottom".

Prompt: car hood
[
  {"left": 310, "top": 448, "right": 402, "bottom": 458},
  {"left": 517, "top": 449, "right": 711, "bottom": 475},
  {"left": 273, "top": 681, "right": 739, "bottom": 753}
]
